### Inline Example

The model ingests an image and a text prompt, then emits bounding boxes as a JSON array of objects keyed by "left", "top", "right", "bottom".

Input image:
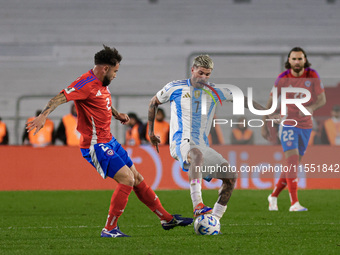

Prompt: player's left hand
[
  {"left": 115, "top": 113, "right": 130, "bottom": 124},
  {"left": 149, "top": 134, "right": 161, "bottom": 153},
  {"left": 26, "top": 114, "right": 46, "bottom": 135}
]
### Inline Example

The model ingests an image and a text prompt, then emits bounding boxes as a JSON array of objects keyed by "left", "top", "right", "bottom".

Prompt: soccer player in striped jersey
[
  {"left": 26, "top": 45, "right": 193, "bottom": 238},
  {"left": 148, "top": 55, "right": 267, "bottom": 222},
  {"left": 262, "top": 47, "right": 326, "bottom": 212}
]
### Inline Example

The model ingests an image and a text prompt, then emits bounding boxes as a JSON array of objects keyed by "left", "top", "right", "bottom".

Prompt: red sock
[
  {"left": 105, "top": 183, "right": 133, "bottom": 231},
  {"left": 134, "top": 180, "right": 173, "bottom": 222},
  {"left": 286, "top": 154, "right": 299, "bottom": 205},
  {"left": 271, "top": 172, "right": 287, "bottom": 197}
]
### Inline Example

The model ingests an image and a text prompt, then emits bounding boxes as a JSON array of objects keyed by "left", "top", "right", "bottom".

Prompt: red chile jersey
[
  {"left": 272, "top": 68, "right": 324, "bottom": 129},
  {"left": 61, "top": 70, "right": 113, "bottom": 148}
]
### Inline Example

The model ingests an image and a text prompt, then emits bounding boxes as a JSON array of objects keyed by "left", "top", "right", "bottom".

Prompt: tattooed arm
[
  {"left": 148, "top": 95, "right": 162, "bottom": 152},
  {"left": 26, "top": 93, "right": 67, "bottom": 135}
]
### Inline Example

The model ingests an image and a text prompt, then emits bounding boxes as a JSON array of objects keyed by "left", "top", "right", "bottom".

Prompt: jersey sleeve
[
  {"left": 61, "top": 77, "right": 93, "bottom": 101},
  {"left": 214, "top": 87, "right": 233, "bottom": 102},
  {"left": 156, "top": 82, "right": 174, "bottom": 104},
  {"left": 221, "top": 87, "right": 233, "bottom": 102},
  {"left": 311, "top": 70, "right": 325, "bottom": 95},
  {"left": 272, "top": 75, "right": 284, "bottom": 97}
]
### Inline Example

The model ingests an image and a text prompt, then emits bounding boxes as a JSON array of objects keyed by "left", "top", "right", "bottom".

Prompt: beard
[
  {"left": 102, "top": 76, "right": 111, "bottom": 87},
  {"left": 292, "top": 65, "right": 302, "bottom": 73}
]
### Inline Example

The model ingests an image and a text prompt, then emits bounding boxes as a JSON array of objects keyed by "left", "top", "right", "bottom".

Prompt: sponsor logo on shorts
[{"left": 286, "top": 141, "right": 292, "bottom": 147}]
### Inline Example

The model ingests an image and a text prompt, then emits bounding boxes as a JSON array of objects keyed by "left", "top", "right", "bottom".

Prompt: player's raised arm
[
  {"left": 26, "top": 93, "right": 67, "bottom": 135},
  {"left": 148, "top": 95, "right": 162, "bottom": 152}
]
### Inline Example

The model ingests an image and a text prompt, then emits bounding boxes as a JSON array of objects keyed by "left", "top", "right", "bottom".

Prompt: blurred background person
[
  {"left": 308, "top": 118, "right": 321, "bottom": 145},
  {"left": 0, "top": 117, "right": 9, "bottom": 145},
  {"left": 125, "top": 112, "right": 147, "bottom": 146},
  {"left": 231, "top": 116, "right": 254, "bottom": 145},
  {"left": 321, "top": 104, "right": 340, "bottom": 145},
  {"left": 55, "top": 103, "right": 80, "bottom": 146},
  {"left": 146, "top": 108, "right": 170, "bottom": 145},
  {"left": 22, "top": 110, "right": 55, "bottom": 147}
]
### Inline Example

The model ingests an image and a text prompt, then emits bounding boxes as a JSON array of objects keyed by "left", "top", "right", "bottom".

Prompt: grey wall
[{"left": 1, "top": 0, "right": 340, "bottom": 144}]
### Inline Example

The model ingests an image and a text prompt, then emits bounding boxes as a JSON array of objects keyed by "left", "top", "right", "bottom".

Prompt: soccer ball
[{"left": 194, "top": 214, "right": 220, "bottom": 235}]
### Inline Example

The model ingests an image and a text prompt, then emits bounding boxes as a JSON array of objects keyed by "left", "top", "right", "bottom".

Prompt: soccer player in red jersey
[
  {"left": 26, "top": 45, "right": 193, "bottom": 237},
  {"left": 262, "top": 47, "right": 326, "bottom": 211}
]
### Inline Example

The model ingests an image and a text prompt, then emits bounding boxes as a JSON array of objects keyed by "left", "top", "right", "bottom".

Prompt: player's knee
[
  {"left": 129, "top": 165, "right": 144, "bottom": 185},
  {"left": 189, "top": 148, "right": 203, "bottom": 163},
  {"left": 221, "top": 162, "right": 238, "bottom": 179},
  {"left": 123, "top": 171, "right": 135, "bottom": 186},
  {"left": 229, "top": 170, "right": 238, "bottom": 180},
  {"left": 133, "top": 172, "right": 144, "bottom": 186},
  {"left": 115, "top": 167, "right": 135, "bottom": 186}
]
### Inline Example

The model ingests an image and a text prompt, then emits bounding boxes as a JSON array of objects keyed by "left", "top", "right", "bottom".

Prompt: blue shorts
[
  {"left": 279, "top": 125, "right": 312, "bottom": 156},
  {"left": 81, "top": 137, "right": 133, "bottom": 179}
]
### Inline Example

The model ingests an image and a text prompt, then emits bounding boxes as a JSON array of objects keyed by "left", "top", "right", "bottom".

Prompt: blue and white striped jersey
[{"left": 156, "top": 79, "right": 232, "bottom": 148}]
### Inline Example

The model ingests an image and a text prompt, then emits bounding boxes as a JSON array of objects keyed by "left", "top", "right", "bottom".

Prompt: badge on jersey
[
  {"left": 304, "top": 81, "right": 311, "bottom": 87},
  {"left": 194, "top": 90, "right": 201, "bottom": 98},
  {"left": 65, "top": 87, "right": 76, "bottom": 94},
  {"left": 106, "top": 149, "right": 114, "bottom": 156}
]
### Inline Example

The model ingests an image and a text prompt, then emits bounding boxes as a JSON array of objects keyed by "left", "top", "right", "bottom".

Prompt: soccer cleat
[
  {"left": 268, "top": 194, "right": 278, "bottom": 211},
  {"left": 289, "top": 202, "right": 308, "bottom": 212},
  {"left": 100, "top": 226, "right": 130, "bottom": 238},
  {"left": 193, "top": 202, "right": 213, "bottom": 217},
  {"left": 161, "top": 214, "right": 194, "bottom": 230}
]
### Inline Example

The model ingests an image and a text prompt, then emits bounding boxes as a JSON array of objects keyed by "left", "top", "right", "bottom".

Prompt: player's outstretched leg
[
  {"left": 130, "top": 164, "right": 193, "bottom": 230},
  {"left": 191, "top": 178, "right": 213, "bottom": 217},
  {"left": 161, "top": 214, "right": 194, "bottom": 230},
  {"left": 188, "top": 148, "right": 212, "bottom": 217},
  {"left": 101, "top": 166, "right": 134, "bottom": 238}
]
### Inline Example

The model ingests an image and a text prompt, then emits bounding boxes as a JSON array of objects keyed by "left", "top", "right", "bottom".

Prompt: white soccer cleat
[
  {"left": 289, "top": 202, "right": 308, "bottom": 212},
  {"left": 268, "top": 194, "right": 278, "bottom": 211}
]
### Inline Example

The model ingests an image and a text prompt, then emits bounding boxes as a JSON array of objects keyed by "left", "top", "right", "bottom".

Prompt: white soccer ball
[{"left": 194, "top": 214, "right": 220, "bottom": 235}]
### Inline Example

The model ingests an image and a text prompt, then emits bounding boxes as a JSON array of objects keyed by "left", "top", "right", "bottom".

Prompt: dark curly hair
[
  {"left": 94, "top": 45, "right": 122, "bottom": 66},
  {"left": 284, "top": 47, "right": 311, "bottom": 69}
]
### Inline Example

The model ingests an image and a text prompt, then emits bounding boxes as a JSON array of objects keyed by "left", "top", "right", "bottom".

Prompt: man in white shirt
[{"left": 148, "top": 55, "right": 267, "bottom": 222}]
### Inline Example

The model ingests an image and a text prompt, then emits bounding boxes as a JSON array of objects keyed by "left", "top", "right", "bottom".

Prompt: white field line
[{"left": 1, "top": 222, "right": 338, "bottom": 230}]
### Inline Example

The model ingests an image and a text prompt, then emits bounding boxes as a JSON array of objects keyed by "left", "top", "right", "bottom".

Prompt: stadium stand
[{"left": 1, "top": 0, "right": 340, "bottom": 144}]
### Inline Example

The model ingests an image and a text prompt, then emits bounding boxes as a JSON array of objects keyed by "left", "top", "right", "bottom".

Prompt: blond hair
[{"left": 192, "top": 55, "right": 214, "bottom": 69}]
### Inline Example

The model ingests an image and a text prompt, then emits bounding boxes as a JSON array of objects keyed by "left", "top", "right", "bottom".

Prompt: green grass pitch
[{"left": 0, "top": 189, "right": 339, "bottom": 255}]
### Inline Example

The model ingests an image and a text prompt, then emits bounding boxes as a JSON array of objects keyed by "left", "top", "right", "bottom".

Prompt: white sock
[
  {"left": 212, "top": 202, "right": 227, "bottom": 220},
  {"left": 190, "top": 179, "right": 202, "bottom": 208}
]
